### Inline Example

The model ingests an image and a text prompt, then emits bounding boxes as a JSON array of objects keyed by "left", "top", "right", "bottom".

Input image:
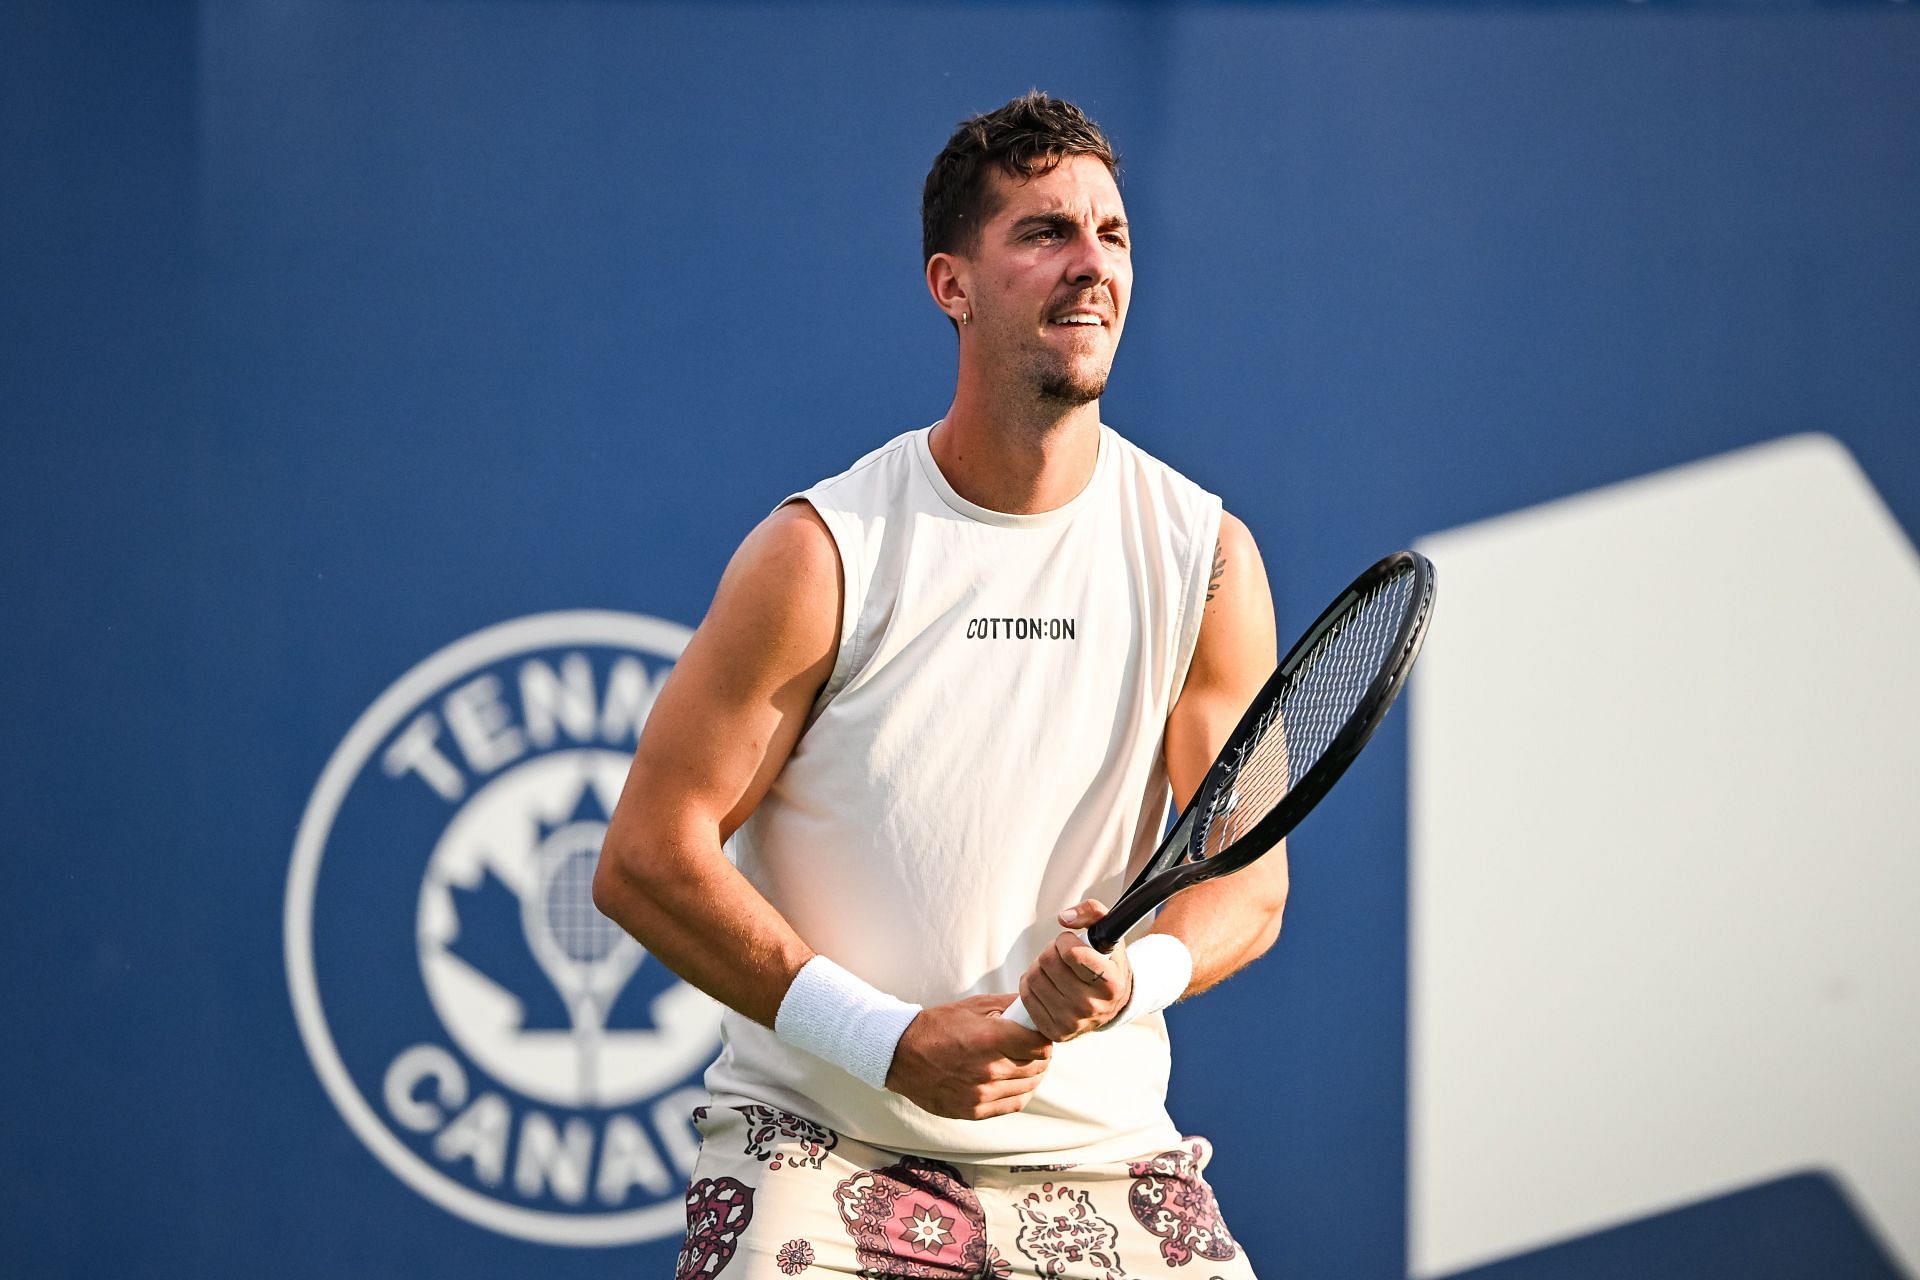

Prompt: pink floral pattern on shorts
[
  {"left": 833, "top": 1156, "right": 990, "bottom": 1277},
  {"left": 1126, "top": 1142, "right": 1238, "bottom": 1267},
  {"left": 676, "top": 1176, "right": 754, "bottom": 1278},
  {"left": 1012, "top": 1181, "right": 1128, "bottom": 1279},
  {"left": 734, "top": 1104, "right": 839, "bottom": 1171},
  {"left": 775, "top": 1238, "right": 814, "bottom": 1274}
]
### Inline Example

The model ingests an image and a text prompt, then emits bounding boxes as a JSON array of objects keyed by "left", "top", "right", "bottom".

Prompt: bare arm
[
  {"left": 592, "top": 501, "right": 839, "bottom": 1027},
  {"left": 1154, "top": 510, "right": 1287, "bottom": 990},
  {"left": 593, "top": 501, "right": 1050, "bottom": 1115},
  {"left": 1018, "top": 511, "right": 1284, "bottom": 1038}
]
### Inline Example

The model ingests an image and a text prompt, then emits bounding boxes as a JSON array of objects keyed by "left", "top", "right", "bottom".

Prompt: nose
[{"left": 1063, "top": 226, "right": 1109, "bottom": 288}]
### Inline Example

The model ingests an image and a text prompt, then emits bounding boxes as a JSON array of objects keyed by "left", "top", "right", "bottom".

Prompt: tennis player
[{"left": 595, "top": 91, "right": 1285, "bottom": 1277}]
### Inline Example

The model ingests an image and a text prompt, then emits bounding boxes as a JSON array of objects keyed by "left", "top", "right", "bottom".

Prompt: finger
[
  {"left": 990, "top": 1055, "right": 1050, "bottom": 1080},
  {"left": 1039, "top": 940, "right": 1119, "bottom": 994},
  {"left": 1013, "top": 992, "right": 1065, "bottom": 1045},
  {"left": 968, "top": 1093, "right": 1037, "bottom": 1119},
  {"left": 976, "top": 1056, "right": 1048, "bottom": 1084},
  {"left": 1022, "top": 967, "right": 1077, "bottom": 1032},
  {"left": 983, "top": 1074, "right": 1044, "bottom": 1105},
  {"left": 999, "top": 995, "right": 1040, "bottom": 1033},
  {"left": 1060, "top": 938, "right": 1122, "bottom": 986},
  {"left": 995, "top": 998, "right": 1058, "bottom": 1057},
  {"left": 939, "top": 1071, "right": 1046, "bottom": 1120},
  {"left": 1013, "top": 983, "right": 1062, "bottom": 1045},
  {"left": 1006, "top": 1037, "right": 1054, "bottom": 1062},
  {"left": 1056, "top": 899, "right": 1110, "bottom": 929}
]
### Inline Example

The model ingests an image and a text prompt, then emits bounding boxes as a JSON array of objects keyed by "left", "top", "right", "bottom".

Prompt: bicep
[
  {"left": 1165, "top": 511, "right": 1277, "bottom": 808},
  {"left": 1156, "top": 512, "right": 1289, "bottom": 972},
  {"left": 611, "top": 501, "right": 843, "bottom": 843}
]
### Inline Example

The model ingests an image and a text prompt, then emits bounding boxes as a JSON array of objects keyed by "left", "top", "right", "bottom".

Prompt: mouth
[{"left": 1047, "top": 312, "right": 1107, "bottom": 330}]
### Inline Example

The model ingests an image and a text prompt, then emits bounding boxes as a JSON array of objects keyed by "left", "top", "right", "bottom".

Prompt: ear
[{"left": 926, "top": 252, "right": 969, "bottom": 326}]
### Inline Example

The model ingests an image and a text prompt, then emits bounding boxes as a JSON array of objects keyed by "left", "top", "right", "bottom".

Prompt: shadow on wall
[{"left": 1440, "top": 1172, "right": 1907, "bottom": 1280}]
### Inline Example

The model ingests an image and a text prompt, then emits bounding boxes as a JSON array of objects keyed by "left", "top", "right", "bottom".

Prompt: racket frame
[{"left": 1087, "top": 549, "right": 1436, "bottom": 951}]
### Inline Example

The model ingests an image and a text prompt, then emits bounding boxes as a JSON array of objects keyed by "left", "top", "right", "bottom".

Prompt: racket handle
[
  {"left": 1001, "top": 926, "right": 1097, "bottom": 1032},
  {"left": 1002, "top": 997, "right": 1039, "bottom": 1032}
]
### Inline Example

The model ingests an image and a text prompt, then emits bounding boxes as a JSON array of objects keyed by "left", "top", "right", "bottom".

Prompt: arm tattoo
[{"left": 1207, "top": 539, "right": 1227, "bottom": 603}]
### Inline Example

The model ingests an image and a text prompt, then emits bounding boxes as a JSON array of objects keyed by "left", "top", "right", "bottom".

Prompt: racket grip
[
  {"left": 1000, "top": 926, "right": 1093, "bottom": 1033},
  {"left": 1002, "top": 997, "right": 1039, "bottom": 1032}
]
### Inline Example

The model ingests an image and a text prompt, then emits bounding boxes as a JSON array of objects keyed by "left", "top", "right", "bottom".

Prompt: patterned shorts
[{"left": 675, "top": 1103, "right": 1259, "bottom": 1279}]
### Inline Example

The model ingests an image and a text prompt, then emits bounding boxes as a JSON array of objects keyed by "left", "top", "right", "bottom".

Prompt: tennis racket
[{"left": 1004, "top": 549, "right": 1436, "bottom": 1031}]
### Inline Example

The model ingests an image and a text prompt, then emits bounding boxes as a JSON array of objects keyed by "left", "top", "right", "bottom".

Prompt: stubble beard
[
  {"left": 1030, "top": 345, "right": 1112, "bottom": 407},
  {"left": 1037, "top": 367, "right": 1107, "bottom": 406}
]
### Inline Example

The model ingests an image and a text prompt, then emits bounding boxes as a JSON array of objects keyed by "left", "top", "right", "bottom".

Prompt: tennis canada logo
[{"left": 285, "top": 611, "right": 718, "bottom": 1246}]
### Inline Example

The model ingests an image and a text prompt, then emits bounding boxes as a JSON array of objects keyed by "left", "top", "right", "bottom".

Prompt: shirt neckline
[{"left": 912, "top": 421, "right": 1110, "bottom": 529}]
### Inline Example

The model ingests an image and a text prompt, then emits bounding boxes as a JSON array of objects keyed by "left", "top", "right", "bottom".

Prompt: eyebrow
[{"left": 1008, "top": 211, "right": 1130, "bottom": 237}]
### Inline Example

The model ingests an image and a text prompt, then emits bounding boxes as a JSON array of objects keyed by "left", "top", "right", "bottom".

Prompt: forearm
[
  {"left": 1147, "top": 849, "right": 1289, "bottom": 996},
  {"left": 593, "top": 821, "right": 814, "bottom": 1029},
  {"left": 595, "top": 815, "right": 1053, "bottom": 1113}
]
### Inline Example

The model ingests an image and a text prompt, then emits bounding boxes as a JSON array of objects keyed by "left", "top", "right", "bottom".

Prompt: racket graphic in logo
[
  {"left": 288, "top": 611, "right": 719, "bottom": 1246},
  {"left": 523, "top": 791, "right": 646, "bottom": 1102}
]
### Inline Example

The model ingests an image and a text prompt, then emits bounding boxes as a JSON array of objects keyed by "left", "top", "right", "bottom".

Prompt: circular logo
[{"left": 286, "top": 611, "right": 717, "bottom": 1246}]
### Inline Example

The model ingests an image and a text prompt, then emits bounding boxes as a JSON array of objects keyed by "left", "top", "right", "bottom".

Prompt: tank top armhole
[
  {"left": 775, "top": 492, "right": 866, "bottom": 718},
  {"left": 1166, "top": 496, "right": 1224, "bottom": 707}
]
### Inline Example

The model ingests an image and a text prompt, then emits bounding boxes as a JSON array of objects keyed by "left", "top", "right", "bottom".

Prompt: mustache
[{"left": 1050, "top": 290, "right": 1113, "bottom": 312}]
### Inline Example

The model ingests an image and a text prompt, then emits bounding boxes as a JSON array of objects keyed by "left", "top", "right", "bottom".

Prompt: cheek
[{"left": 997, "top": 265, "right": 1045, "bottom": 298}]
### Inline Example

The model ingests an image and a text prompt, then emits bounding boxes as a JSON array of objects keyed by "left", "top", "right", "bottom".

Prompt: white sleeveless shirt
[{"left": 704, "top": 422, "right": 1222, "bottom": 1163}]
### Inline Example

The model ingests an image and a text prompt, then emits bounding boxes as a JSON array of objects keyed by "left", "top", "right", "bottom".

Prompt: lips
[{"left": 1048, "top": 295, "right": 1112, "bottom": 327}]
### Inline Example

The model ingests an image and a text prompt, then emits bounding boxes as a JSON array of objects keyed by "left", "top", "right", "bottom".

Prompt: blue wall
[{"left": 4, "top": 2, "right": 1915, "bottom": 1276}]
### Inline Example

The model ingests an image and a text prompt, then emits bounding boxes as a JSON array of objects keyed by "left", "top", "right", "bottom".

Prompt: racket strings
[
  {"left": 545, "top": 847, "right": 625, "bottom": 964},
  {"left": 1197, "top": 568, "right": 1419, "bottom": 857}
]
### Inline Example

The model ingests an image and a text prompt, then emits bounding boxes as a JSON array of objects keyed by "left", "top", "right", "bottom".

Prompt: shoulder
[
  {"left": 1214, "top": 510, "right": 1258, "bottom": 562},
  {"left": 1202, "top": 509, "right": 1270, "bottom": 618},
  {"left": 1188, "top": 508, "right": 1277, "bottom": 688},
  {"left": 721, "top": 500, "right": 842, "bottom": 619},
  {"left": 1165, "top": 507, "right": 1278, "bottom": 799},
  {"left": 640, "top": 499, "right": 844, "bottom": 764}
]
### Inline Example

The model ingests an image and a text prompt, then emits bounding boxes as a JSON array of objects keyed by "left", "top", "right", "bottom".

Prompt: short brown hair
[{"left": 921, "top": 91, "right": 1120, "bottom": 265}]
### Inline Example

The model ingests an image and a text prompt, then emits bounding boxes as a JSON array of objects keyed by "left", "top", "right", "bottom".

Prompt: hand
[
  {"left": 885, "top": 994, "right": 1054, "bottom": 1119},
  {"left": 1016, "top": 899, "right": 1133, "bottom": 1042}
]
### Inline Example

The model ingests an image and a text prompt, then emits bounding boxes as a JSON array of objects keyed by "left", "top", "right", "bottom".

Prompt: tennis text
[
  {"left": 383, "top": 1044, "right": 703, "bottom": 1206},
  {"left": 381, "top": 653, "right": 669, "bottom": 802}
]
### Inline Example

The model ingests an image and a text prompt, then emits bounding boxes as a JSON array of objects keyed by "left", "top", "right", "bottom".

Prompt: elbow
[
  {"left": 1256, "top": 910, "right": 1286, "bottom": 959},
  {"left": 590, "top": 845, "right": 623, "bottom": 920},
  {"left": 589, "top": 850, "right": 620, "bottom": 919},
  {"left": 592, "top": 826, "right": 651, "bottom": 922},
  {"left": 1251, "top": 879, "right": 1289, "bottom": 958},
  {"left": 593, "top": 809, "right": 706, "bottom": 931}
]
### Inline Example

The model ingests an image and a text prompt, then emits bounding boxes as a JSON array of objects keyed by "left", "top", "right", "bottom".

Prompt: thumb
[{"left": 1057, "top": 898, "right": 1111, "bottom": 929}]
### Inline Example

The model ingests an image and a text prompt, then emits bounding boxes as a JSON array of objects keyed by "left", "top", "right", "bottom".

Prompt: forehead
[{"left": 983, "top": 154, "right": 1126, "bottom": 225}]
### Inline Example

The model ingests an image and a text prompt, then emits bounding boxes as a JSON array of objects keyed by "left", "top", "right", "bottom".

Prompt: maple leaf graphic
[
  {"left": 445, "top": 867, "right": 573, "bottom": 1032},
  {"left": 601, "top": 947, "right": 670, "bottom": 1032}
]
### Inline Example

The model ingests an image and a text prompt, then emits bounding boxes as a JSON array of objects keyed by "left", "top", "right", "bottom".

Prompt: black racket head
[{"left": 1089, "top": 550, "right": 1437, "bottom": 950}]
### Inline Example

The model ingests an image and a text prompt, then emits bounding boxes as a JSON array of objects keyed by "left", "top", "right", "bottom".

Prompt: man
[{"left": 595, "top": 91, "right": 1285, "bottom": 1278}]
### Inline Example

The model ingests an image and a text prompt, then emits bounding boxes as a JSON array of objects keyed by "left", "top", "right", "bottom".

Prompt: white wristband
[
  {"left": 1101, "top": 933, "right": 1194, "bottom": 1031},
  {"left": 774, "top": 955, "right": 922, "bottom": 1090}
]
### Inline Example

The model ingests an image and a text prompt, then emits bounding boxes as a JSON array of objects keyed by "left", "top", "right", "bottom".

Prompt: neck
[{"left": 931, "top": 372, "right": 1103, "bottom": 515}]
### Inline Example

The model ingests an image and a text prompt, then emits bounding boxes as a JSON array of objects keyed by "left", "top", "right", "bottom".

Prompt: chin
[
  {"left": 1034, "top": 360, "right": 1112, "bottom": 407},
  {"left": 1038, "top": 379, "right": 1106, "bottom": 407}
]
